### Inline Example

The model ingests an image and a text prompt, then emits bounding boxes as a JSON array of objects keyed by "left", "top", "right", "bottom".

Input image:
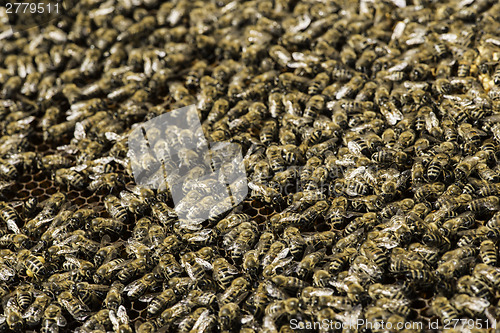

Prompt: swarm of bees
[{"left": 1, "top": 0, "right": 500, "bottom": 332}]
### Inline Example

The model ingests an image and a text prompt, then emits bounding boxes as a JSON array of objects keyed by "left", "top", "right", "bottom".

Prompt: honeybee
[
  {"left": 168, "top": 219, "right": 205, "bottom": 240},
  {"left": 308, "top": 72, "right": 330, "bottom": 95},
  {"left": 57, "top": 291, "right": 91, "bottom": 321},
  {"left": 404, "top": 269, "right": 436, "bottom": 286},
  {"left": 440, "top": 212, "right": 476, "bottom": 237},
  {"left": 53, "top": 168, "right": 85, "bottom": 189},
  {"left": 0, "top": 201, "right": 22, "bottom": 234},
  {"left": 17, "top": 249, "right": 46, "bottom": 279},
  {"left": 473, "top": 263, "right": 500, "bottom": 289},
  {"left": 88, "top": 173, "right": 123, "bottom": 192},
  {"left": 151, "top": 202, "right": 177, "bottom": 227},
  {"left": 123, "top": 273, "right": 159, "bottom": 300},
  {"left": 0, "top": 296, "right": 24, "bottom": 331},
  {"left": 368, "top": 283, "right": 407, "bottom": 302},
  {"left": 451, "top": 294, "right": 490, "bottom": 318},
  {"left": 408, "top": 243, "right": 439, "bottom": 265},
  {"left": 62, "top": 255, "right": 95, "bottom": 281},
  {"left": 40, "top": 303, "right": 66, "bottom": 333},
  {"left": 79, "top": 308, "right": 111, "bottom": 331},
  {"left": 431, "top": 296, "right": 460, "bottom": 322},
  {"left": 229, "top": 228, "right": 259, "bottom": 263},
  {"left": 213, "top": 258, "right": 239, "bottom": 289},
  {"left": 176, "top": 307, "right": 210, "bottom": 333},
  {"left": 104, "top": 195, "right": 128, "bottom": 222},
  {"left": 376, "top": 297, "right": 411, "bottom": 317},
  {"left": 102, "top": 281, "right": 125, "bottom": 312},
  {"left": 437, "top": 256, "right": 475, "bottom": 280},
  {"left": 94, "top": 258, "right": 128, "bottom": 284},
  {"left": 120, "top": 189, "right": 149, "bottom": 216},
  {"left": 23, "top": 291, "right": 50, "bottom": 327},
  {"left": 468, "top": 196, "right": 500, "bottom": 212},
  {"left": 248, "top": 182, "right": 283, "bottom": 206},
  {"left": 109, "top": 305, "right": 132, "bottom": 333},
  {"left": 271, "top": 275, "right": 308, "bottom": 291},
  {"left": 219, "top": 276, "right": 250, "bottom": 305},
  {"left": 90, "top": 218, "right": 125, "bottom": 237},
  {"left": 295, "top": 248, "right": 325, "bottom": 278},
  {"left": 265, "top": 298, "right": 300, "bottom": 319},
  {"left": 216, "top": 303, "right": 239, "bottom": 331},
  {"left": 139, "top": 288, "right": 178, "bottom": 318},
  {"left": 457, "top": 275, "right": 492, "bottom": 299}
]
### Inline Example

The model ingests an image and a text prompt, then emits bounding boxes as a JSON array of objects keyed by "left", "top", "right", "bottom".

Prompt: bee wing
[
  {"left": 138, "top": 292, "right": 160, "bottom": 303},
  {"left": 29, "top": 240, "right": 47, "bottom": 253},
  {"left": 271, "top": 247, "right": 290, "bottom": 265},
  {"left": 126, "top": 239, "right": 152, "bottom": 255},
  {"left": 302, "top": 244, "right": 316, "bottom": 257},
  {"left": 85, "top": 202, "right": 105, "bottom": 213},
  {"left": 119, "top": 190, "right": 139, "bottom": 202},
  {"left": 194, "top": 258, "right": 213, "bottom": 271},
  {"left": 183, "top": 262, "right": 197, "bottom": 281},
  {"left": 73, "top": 122, "right": 86, "bottom": 140},
  {"left": 6, "top": 154, "right": 24, "bottom": 166},
  {"left": 70, "top": 163, "right": 89, "bottom": 172},
  {"left": 424, "top": 112, "right": 440, "bottom": 131},
  {"left": 476, "top": 128, "right": 488, "bottom": 137},
  {"left": 0, "top": 265, "right": 15, "bottom": 281},
  {"left": 117, "top": 305, "right": 129, "bottom": 324},
  {"left": 100, "top": 235, "right": 113, "bottom": 247},
  {"left": 87, "top": 173, "right": 100, "bottom": 181},
  {"left": 460, "top": 296, "right": 490, "bottom": 313},
  {"left": 218, "top": 290, "right": 250, "bottom": 306},
  {"left": 105, "top": 132, "right": 124, "bottom": 142},
  {"left": 8, "top": 200, "right": 24, "bottom": 209},
  {"left": 0, "top": 315, "right": 5, "bottom": 324},
  {"left": 336, "top": 304, "right": 363, "bottom": 325},
  {"left": 60, "top": 298, "right": 90, "bottom": 321},
  {"left": 123, "top": 280, "right": 139, "bottom": 297},
  {"left": 308, "top": 287, "right": 335, "bottom": 297},
  {"left": 282, "top": 259, "right": 298, "bottom": 276},
  {"left": 59, "top": 202, "right": 77, "bottom": 213},
  {"left": 0, "top": 180, "right": 14, "bottom": 193},
  {"left": 56, "top": 233, "right": 79, "bottom": 247},
  {"left": 87, "top": 284, "right": 111, "bottom": 292},
  {"left": 17, "top": 116, "right": 36, "bottom": 125},
  {"left": 123, "top": 277, "right": 146, "bottom": 298},
  {"left": 109, "top": 309, "right": 120, "bottom": 331},
  {"left": 125, "top": 184, "right": 141, "bottom": 194},
  {"left": 22, "top": 304, "right": 43, "bottom": 321},
  {"left": 56, "top": 144, "right": 79, "bottom": 155},
  {"left": 187, "top": 229, "right": 214, "bottom": 242},
  {"left": 396, "top": 170, "right": 411, "bottom": 188},
  {"left": 247, "top": 181, "right": 261, "bottom": 192},
  {"left": 387, "top": 61, "right": 409, "bottom": 73},
  {"left": 191, "top": 309, "right": 212, "bottom": 331},
  {"left": 63, "top": 255, "right": 82, "bottom": 267},
  {"left": 56, "top": 314, "right": 67, "bottom": 327},
  {"left": 264, "top": 280, "right": 288, "bottom": 300}
]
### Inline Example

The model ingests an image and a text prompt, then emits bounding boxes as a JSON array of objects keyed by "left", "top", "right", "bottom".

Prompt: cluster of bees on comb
[{"left": 1, "top": 0, "right": 500, "bottom": 332}]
